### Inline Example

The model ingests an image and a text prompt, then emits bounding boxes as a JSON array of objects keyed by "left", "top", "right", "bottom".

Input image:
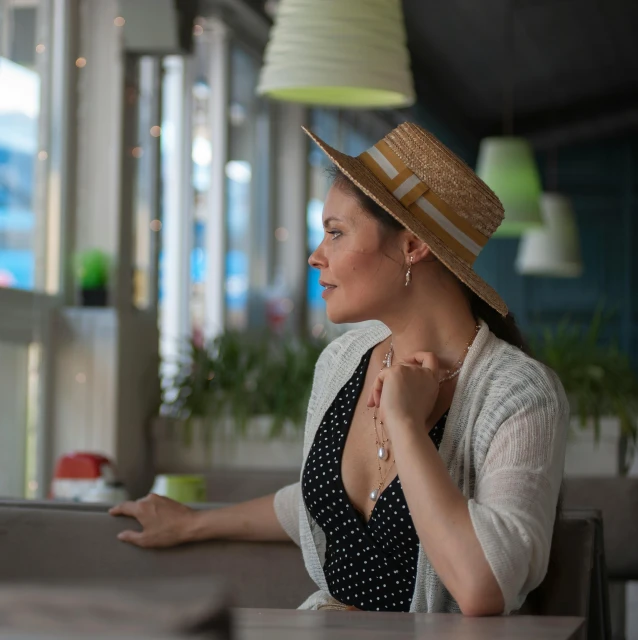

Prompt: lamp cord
[{"left": 502, "top": 0, "right": 515, "bottom": 136}]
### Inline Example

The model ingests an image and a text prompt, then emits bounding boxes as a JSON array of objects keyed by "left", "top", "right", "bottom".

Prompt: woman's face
[{"left": 308, "top": 184, "right": 406, "bottom": 324}]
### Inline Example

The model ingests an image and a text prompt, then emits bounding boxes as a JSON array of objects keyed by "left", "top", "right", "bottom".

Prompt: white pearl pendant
[
  {"left": 377, "top": 446, "right": 388, "bottom": 460},
  {"left": 369, "top": 488, "right": 379, "bottom": 501}
]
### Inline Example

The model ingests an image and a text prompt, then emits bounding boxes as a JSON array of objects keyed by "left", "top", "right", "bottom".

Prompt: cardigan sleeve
[
  {"left": 274, "top": 482, "right": 301, "bottom": 546},
  {"left": 467, "top": 365, "right": 569, "bottom": 615},
  {"left": 272, "top": 338, "right": 340, "bottom": 548}
]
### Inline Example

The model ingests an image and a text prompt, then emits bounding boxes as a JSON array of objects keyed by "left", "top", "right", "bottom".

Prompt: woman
[{"left": 110, "top": 123, "right": 568, "bottom": 617}]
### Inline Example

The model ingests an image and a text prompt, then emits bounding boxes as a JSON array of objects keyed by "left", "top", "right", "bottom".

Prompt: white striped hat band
[{"left": 359, "top": 140, "right": 488, "bottom": 265}]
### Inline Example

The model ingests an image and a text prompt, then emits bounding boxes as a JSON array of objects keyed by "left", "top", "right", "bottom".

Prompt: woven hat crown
[{"left": 383, "top": 123, "right": 504, "bottom": 238}]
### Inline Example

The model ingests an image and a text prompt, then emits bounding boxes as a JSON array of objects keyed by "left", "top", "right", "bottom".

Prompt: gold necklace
[
  {"left": 438, "top": 323, "right": 481, "bottom": 384},
  {"left": 369, "top": 323, "right": 481, "bottom": 506}
]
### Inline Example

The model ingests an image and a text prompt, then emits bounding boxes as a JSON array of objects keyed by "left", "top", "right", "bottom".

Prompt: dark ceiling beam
[
  {"left": 478, "top": 90, "right": 638, "bottom": 149},
  {"left": 525, "top": 108, "right": 638, "bottom": 150}
]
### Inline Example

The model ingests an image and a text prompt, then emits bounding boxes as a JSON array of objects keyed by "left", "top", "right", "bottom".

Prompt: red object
[{"left": 52, "top": 452, "right": 112, "bottom": 479}]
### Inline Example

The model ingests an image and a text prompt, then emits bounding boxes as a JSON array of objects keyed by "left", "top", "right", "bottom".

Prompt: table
[{"left": 234, "top": 609, "right": 585, "bottom": 640}]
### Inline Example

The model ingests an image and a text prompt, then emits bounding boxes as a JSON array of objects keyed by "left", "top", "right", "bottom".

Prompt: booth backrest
[
  {"left": 0, "top": 505, "right": 315, "bottom": 609},
  {"left": 563, "top": 477, "right": 638, "bottom": 580},
  {"left": 518, "top": 510, "right": 611, "bottom": 640}
]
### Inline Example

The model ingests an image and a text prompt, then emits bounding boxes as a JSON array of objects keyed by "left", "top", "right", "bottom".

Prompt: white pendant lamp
[
  {"left": 476, "top": 137, "right": 543, "bottom": 237},
  {"left": 515, "top": 192, "right": 583, "bottom": 277},
  {"left": 257, "top": 0, "right": 416, "bottom": 109}
]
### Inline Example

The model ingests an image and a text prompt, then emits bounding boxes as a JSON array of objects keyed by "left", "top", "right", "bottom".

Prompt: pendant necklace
[{"left": 369, "top": 324, "right": 481, "bottom": 506}]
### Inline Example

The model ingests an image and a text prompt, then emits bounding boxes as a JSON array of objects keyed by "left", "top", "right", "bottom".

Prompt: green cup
[{"left": 150, "top": 474, "right": 207, "bottom": 503}]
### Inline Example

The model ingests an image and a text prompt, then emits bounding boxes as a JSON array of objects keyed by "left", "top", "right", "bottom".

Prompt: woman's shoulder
[
  {"left": 477, "top": 331, "right": 569, "bottom": 416},
  {"left": 316, "top": 322, "right": 390, "bottom": 368}
]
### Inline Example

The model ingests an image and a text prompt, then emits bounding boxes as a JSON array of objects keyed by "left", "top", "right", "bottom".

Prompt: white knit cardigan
[{"left": 274, "top": 319, "right": 569, "bottom": 615}]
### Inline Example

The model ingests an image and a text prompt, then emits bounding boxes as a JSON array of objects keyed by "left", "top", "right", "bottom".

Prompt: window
[
  {"left": 158, "top": 33, "right": 275, "bottom": 346},
  {"left": 0, "top": 0, "right": 62, "bottom": 498},
  {"left": 225, "top": 43, "right": 272, "bottom": 331},
  {"left": 0, "top": 0, "right": 50, "bottom": 292}
]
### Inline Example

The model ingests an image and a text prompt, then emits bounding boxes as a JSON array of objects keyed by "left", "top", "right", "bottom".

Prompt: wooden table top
[{"left": 233, "top": 608, "right": 585, "bottom": 640}]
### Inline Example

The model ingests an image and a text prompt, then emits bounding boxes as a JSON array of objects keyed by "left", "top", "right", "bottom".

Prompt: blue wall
[{"left": 473, "top": 134, "right": 638, "bottom": 366}]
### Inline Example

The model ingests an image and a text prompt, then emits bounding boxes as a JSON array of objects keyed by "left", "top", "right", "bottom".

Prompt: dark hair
[{"left": 328, "top": 167, "right": 531, "bottom": 355}]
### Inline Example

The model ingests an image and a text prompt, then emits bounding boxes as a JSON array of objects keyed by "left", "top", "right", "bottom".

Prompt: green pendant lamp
[
  {"left": 257, "top": 0, "right": 416, "bottom": 109},
  {"left": 476, "top": 137, "right": 543, "bottom": 237},
  {"left": 475, "top": 1, "right": 543, "bottom": 237}
]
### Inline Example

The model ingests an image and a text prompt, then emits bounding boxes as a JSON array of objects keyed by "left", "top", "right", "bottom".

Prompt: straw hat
[{"left": 303, "top": 122, "right": 509, "bottom": 317}]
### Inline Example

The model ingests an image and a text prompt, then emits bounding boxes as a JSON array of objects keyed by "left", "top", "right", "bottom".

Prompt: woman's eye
[{"left": 328, "top": 230, "right": 342, "bottom": 239}]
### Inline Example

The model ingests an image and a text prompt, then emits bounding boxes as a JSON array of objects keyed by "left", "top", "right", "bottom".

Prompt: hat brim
[{"left": 303, "top": 126, "right": 509, "bottom": 317}]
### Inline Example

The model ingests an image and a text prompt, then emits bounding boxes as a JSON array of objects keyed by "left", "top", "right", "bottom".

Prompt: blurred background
[{"left": 0, "top": 0, "right": 637, "bottom": 599}]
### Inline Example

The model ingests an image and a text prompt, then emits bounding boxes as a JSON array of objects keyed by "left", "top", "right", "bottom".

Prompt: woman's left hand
[{"left": 366, "top": 351, "right": 440, "bottom": 439}]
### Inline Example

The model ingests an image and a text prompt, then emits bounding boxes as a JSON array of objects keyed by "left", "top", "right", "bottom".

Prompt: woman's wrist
[
  {"left": 182, "top": 507, "right": 217, "bottom": 542},
  {"left": 390, "top": 416, "right": 435, "bottom": 458}
]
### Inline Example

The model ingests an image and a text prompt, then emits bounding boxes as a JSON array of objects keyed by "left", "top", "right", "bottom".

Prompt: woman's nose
[{"left": 308, "top": 243, "right": 326, "bottom": 269}]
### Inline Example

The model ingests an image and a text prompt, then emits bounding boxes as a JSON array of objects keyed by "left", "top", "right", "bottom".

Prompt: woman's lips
[{"left": 320, "top": 281, "right": 337, "bottom": 299}]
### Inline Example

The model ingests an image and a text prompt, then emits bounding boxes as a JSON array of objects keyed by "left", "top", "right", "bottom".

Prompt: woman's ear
[{"left": 404, "top": 235, "right": 433, "bottom": 264}]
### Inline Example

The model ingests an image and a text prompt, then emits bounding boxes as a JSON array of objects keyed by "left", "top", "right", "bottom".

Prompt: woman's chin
[{"left": 326, "top": 304, "right": 369, "bottom": 325}]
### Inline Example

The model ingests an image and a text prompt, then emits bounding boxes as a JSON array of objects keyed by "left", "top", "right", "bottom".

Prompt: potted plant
[
  {"left": 530, "top": 306, "right": 638, "bottom": 476},
  {"left": 74, "top": 249, "right": 110, "bottom": 307},
  {"left": 153, "top": 330, "right": 327, "bottom": 472}
]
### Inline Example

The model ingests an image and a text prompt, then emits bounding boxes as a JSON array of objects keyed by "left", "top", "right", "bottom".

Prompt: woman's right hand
[{"left": 109, "top": 493, "right": 198, "bottom": 548}]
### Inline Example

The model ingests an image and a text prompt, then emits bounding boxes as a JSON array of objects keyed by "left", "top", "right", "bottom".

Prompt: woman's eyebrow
[{"left": 323, "top": 216, "right": 343, "bottom": 228}]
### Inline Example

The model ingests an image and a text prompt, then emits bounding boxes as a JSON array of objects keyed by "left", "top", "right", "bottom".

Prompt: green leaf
[
  {"left": 161, "top": 328, "right": 328, "bottom": 442},
  {"left": 531, "top": 302, "right": 638, "bottom": 460}
]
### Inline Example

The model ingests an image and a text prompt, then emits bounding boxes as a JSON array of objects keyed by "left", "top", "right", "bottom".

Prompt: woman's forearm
[
  {"left": 186, "top": 493, "right": 292, "bottom": 543},
  {"left": 392, "top": 422, "right": 504, "bottom": 616}
]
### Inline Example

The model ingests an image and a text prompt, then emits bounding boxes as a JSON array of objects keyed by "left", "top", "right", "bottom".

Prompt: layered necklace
[{"left": 369, "top": 323, "right": 481, "bottom": 507}]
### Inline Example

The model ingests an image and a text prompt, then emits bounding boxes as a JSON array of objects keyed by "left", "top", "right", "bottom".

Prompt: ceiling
[
  {"left": 402, "top": 0, "right": 638, "bottom": 148},
  {"left": 238, "top": 0, "right": 638, "bottom": 148}
]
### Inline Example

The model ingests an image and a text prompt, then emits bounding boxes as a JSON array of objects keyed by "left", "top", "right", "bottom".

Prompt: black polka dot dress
[{"left": 302, "top": 347, "right": 447, "bottom": 612}]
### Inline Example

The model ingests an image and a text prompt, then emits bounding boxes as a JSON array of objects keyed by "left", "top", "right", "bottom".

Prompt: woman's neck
[{"left": 379, "top": 301, "right": 479, "bottom": 376}]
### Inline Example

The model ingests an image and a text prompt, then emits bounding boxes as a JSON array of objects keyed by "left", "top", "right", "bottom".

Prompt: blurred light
[
  {"left": 229, "top": 102, "right": 246, "bottom": 127},
  {"left": 312, "top": 323, "right": 325, "bottom": 338},
  {"left": 275, "top": 227, "right": 289, "bottom": 242},
  {"left": 114, "top": 16, "right": 125, "bottom": 27},
  {"left": 280, "top": 298, "right": 294, "bottom": 314},
  {"left": 476, "top": 137, "right": 543, "bottom": 237},
  {"left": 257, "top": 0, "right": 415, "bottom": 108},
  {"left": 76, "top": 57, "right": 87, "bottom": 68},
  {"left": 193, "top": 24, "right": 204, "bottom": 36},
  {"left": 192, "top": 136, "right": 212, "bottom": 166},
  {"left": 193, "top": 80, "right": 210, "bottom": 100},
  {"left": 516, "top": 192, "right": 583, "bottom": 277},
  {"left": 225, "top": 160, "right": 251, "bottom": 183},
  {"left": 38, "top": 150, "right": 48, "bottom": 161},
  {"left": 226, "top": 274, "right": 248, "bottom": 297},
  {"left": 28, "top": 480, "right": 38, "bottom": 492},
  {"left": 75, "top": 372, "right": 86, "bottom": 384},
  {"left": 208, "top": 372, "right": 215, "bottom": 380},
  {"left": 150, "top": 125, "right": 162, "bottom": 137},
  {"left": 35, "top": 44, "right": 45, "bottom": 54},
  {"left": 131, "top": 146, "right": 144, "bottom": 158},
  {"left": 150, "top": 219, "right": 162, "bottom": 232},
  {"left": 0, "top": 270, "right": 16, "bottom": 288}
]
